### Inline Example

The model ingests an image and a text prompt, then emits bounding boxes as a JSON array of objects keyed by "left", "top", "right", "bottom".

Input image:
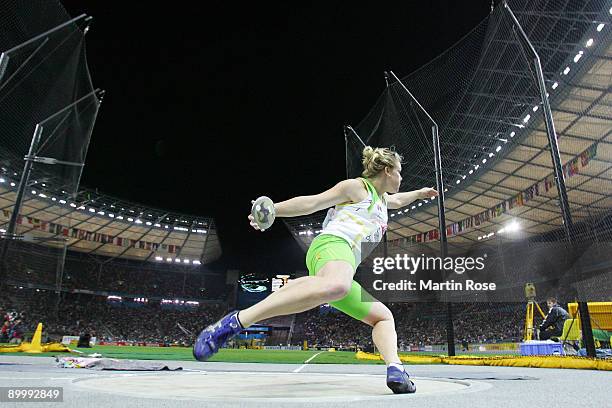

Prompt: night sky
[{"left": 60, "top": 1, "right": 493, "bottom": 275}]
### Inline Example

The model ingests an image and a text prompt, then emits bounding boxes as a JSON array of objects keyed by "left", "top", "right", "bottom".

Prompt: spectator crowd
[
  {"left": 2, "top": 285, "right": 526, "bottom": 349},
  {"left": 1, "top": 288, "right": 226, "bottom": 345},
  {"left": 292, "top": 302, "right": 525, "bottom": 350},
  {"left": 0, "top": 306, "right": 26, "bottom": 344}
]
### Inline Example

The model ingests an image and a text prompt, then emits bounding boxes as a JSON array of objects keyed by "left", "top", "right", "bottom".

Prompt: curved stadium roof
[{"left": 0, "top": 181, "right": 221, "bottom": 264}]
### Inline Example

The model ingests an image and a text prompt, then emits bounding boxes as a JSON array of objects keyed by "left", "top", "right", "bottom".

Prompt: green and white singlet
[{"left": 320, "top": 177, "right": 388, "bottom": 265}]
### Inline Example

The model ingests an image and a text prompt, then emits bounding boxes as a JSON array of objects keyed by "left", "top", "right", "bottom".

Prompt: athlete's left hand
[
  {"left": 248, "top": 214, "right": 263, "bottom": 231},
  {"left": 419, "top": 187, "right": 439, "bottom": 199}
]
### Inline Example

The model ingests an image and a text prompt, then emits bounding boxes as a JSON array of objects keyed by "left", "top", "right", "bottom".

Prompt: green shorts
[{"left": 306, "top": 234, "right": 374, "bottom": 321}]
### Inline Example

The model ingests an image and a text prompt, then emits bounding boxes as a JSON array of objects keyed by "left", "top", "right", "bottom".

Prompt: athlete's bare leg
[
  {"left": 362, "top": 302, "right": 402, "bottom": 365},
  {"left": 238, "top": 261, "right": 353, "bottom": 327}
]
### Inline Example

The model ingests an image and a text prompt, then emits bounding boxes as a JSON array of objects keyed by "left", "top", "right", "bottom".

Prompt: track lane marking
[{"left": 292, "top": 351, "right": 325, "bottom": 373}]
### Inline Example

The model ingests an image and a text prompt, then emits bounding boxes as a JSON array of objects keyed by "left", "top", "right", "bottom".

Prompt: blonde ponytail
[{"left": 361, "top": 146, "right": 402, "bottom": 178}]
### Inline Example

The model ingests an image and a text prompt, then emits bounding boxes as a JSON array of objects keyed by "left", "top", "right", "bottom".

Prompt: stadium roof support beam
[
  {"left": 164, "top": 220, "right": 197, "bottom": 265},
  {"left": 553, "top": 106, "right": 611, "bottom": 122},
  {"left": 143, "top": 218, "right": 183, "bottom": 262},
  {"left": 75, "top": 204, "right": 134, "bottom": 251},
  {"left": 0, "top": 172, "right": 71, "bottom": 203},
  {"left": 513, "top": 9, "right": 605, "bottom": 23},
  {"left": 509, "top": 160, "right": 612, "bottom": 220},
  {"left": 395, "top": 156, "right": 612, "bottom": 247},
  {"left": 467, "top": 156, "right": 612, "bottom": 222},
  {"left": 478, "top": 68, "right": 557, "bottom": 81},
  {"left": 1, "top": 124, "right": 43, "bottom": 244},
  {"left": 466, "top": 92, "right": 536, "bottom": 106},
  {"left": 1, "top": 196, "right": 56, "bottom": 223},
  {"left": 198, "top": 222, "right": 211, "bottom": 264},
  {"left": 389, "top": 215, "right": 486, "bottom": 246},
  {"left": 490, "top": 38, "right": 583, "bottom": 53},
  {"left": 441, "top": 0, "right": 590, "bottom": 173},
  {"left": 426, "top": 126, "right": 608, "bottom": 227},
  {"left": 102, "top": 213, "right": 169, "bottom": 264},
  {"left": 392, "top": 195, "right": 563, "bottom": 237},
  {"left": 12, "top": 197, "right": 94, "bottom": 237},
  {"left": 401, "top": 132, "right": 609, "bottom": 241},
  {"left": 564, "top": 80, "right": 609, "bottom": 93}
]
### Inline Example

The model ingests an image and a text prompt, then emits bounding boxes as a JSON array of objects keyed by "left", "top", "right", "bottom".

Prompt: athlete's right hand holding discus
[
  {"left": 248, "top": 213, "right": 262, "bottom": 231},
  {"left": 249, "top": 196, "right": 276, "bottom": 231}
]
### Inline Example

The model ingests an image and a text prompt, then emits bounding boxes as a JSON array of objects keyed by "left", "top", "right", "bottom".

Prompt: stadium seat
[{"left": 560, "top": 319, "right": 581, "bottom": 342}]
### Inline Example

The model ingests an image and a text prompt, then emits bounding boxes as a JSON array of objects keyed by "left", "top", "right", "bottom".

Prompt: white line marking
[
  {"left": 0, "top": 377, "right": 76, "bottom": 380},
  {"left": 292, "top": 351, "right": 325, "bottom": 373}
]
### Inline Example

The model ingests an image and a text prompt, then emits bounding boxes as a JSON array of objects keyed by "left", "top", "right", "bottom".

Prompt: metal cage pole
[
  {"left": 0, "top": 124, "right": 44, "bottom": 287},
  {"left": 343, "top": 126, "right": 350, "bottom": 180},
  {"left": 0, "top": 15, "right": 89, "bottom": 87},
  {"left": 504, "top": 2, "right": 596, "bottom": 358},
  {"left": 382, "top": 72, "right": 392, "bottom": 260},
  {"left": 388, "top": 70, "right": 455, "bottom": 356},
  {"left": 4, "top": 124, "right": 43, "bottom": 240}
]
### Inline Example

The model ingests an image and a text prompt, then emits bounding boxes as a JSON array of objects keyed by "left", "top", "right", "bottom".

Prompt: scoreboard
[{"left": 271, "top": 274, "right": 292, "bottom": 292}]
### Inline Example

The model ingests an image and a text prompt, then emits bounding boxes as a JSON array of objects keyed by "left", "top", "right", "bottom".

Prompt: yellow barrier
[
  {"left": 0, "top": 323, "right": 71, "bottom": 354},
  {"left": 568, "top": 302, "right": 612, "bottom": 331},
  {"left": 356, "top": 351, "right": 612, "bottom": 371},
  {"left": 356, "top": 351, "right": 444, "bottom": 364},
  {"left": 0, "top": 342, "right": 72, "bottom": 353}
]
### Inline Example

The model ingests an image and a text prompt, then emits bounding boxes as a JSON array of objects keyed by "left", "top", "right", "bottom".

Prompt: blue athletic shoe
[
  {"left": 386, "top": 365, "right": 416, "bottom": 394},
  {"left": 193, "top": 311, "right": 243, "bottom": 361}
]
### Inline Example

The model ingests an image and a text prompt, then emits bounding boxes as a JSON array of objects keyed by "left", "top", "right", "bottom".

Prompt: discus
[{"left": 251, "top": 196, "right": 276, "bottom": 230}]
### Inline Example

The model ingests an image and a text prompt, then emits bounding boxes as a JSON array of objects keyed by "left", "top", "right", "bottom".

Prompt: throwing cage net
[
  {"left": 291, "top": 0, "right": 611, "bottom": 355},
  {"left": 0, "top": 0, "right": 103, "bottom": 313}
]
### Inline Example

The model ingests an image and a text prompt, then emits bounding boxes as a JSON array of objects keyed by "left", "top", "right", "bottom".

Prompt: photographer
[{"left": 539, "top": 297, "right": 569, "bottom": 340}]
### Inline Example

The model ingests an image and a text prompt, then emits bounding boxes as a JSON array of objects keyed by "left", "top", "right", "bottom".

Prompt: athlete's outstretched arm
[
  {"left": 274, "top": 179, "right": 366, "bottom": 217},
  {"left": 247, "top": 179, "right": 366, "bottom": 230},
  {"left": 386, "top": 187, "right": 438, "bottom": 210}
]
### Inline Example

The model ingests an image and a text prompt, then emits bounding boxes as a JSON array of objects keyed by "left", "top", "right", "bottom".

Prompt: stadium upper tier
[
  {"left": 285, "top": 0, "right": 611, "bottom": 254},
  {"left": 0, "top": 179, "right": 221, "bottom": 264}
]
